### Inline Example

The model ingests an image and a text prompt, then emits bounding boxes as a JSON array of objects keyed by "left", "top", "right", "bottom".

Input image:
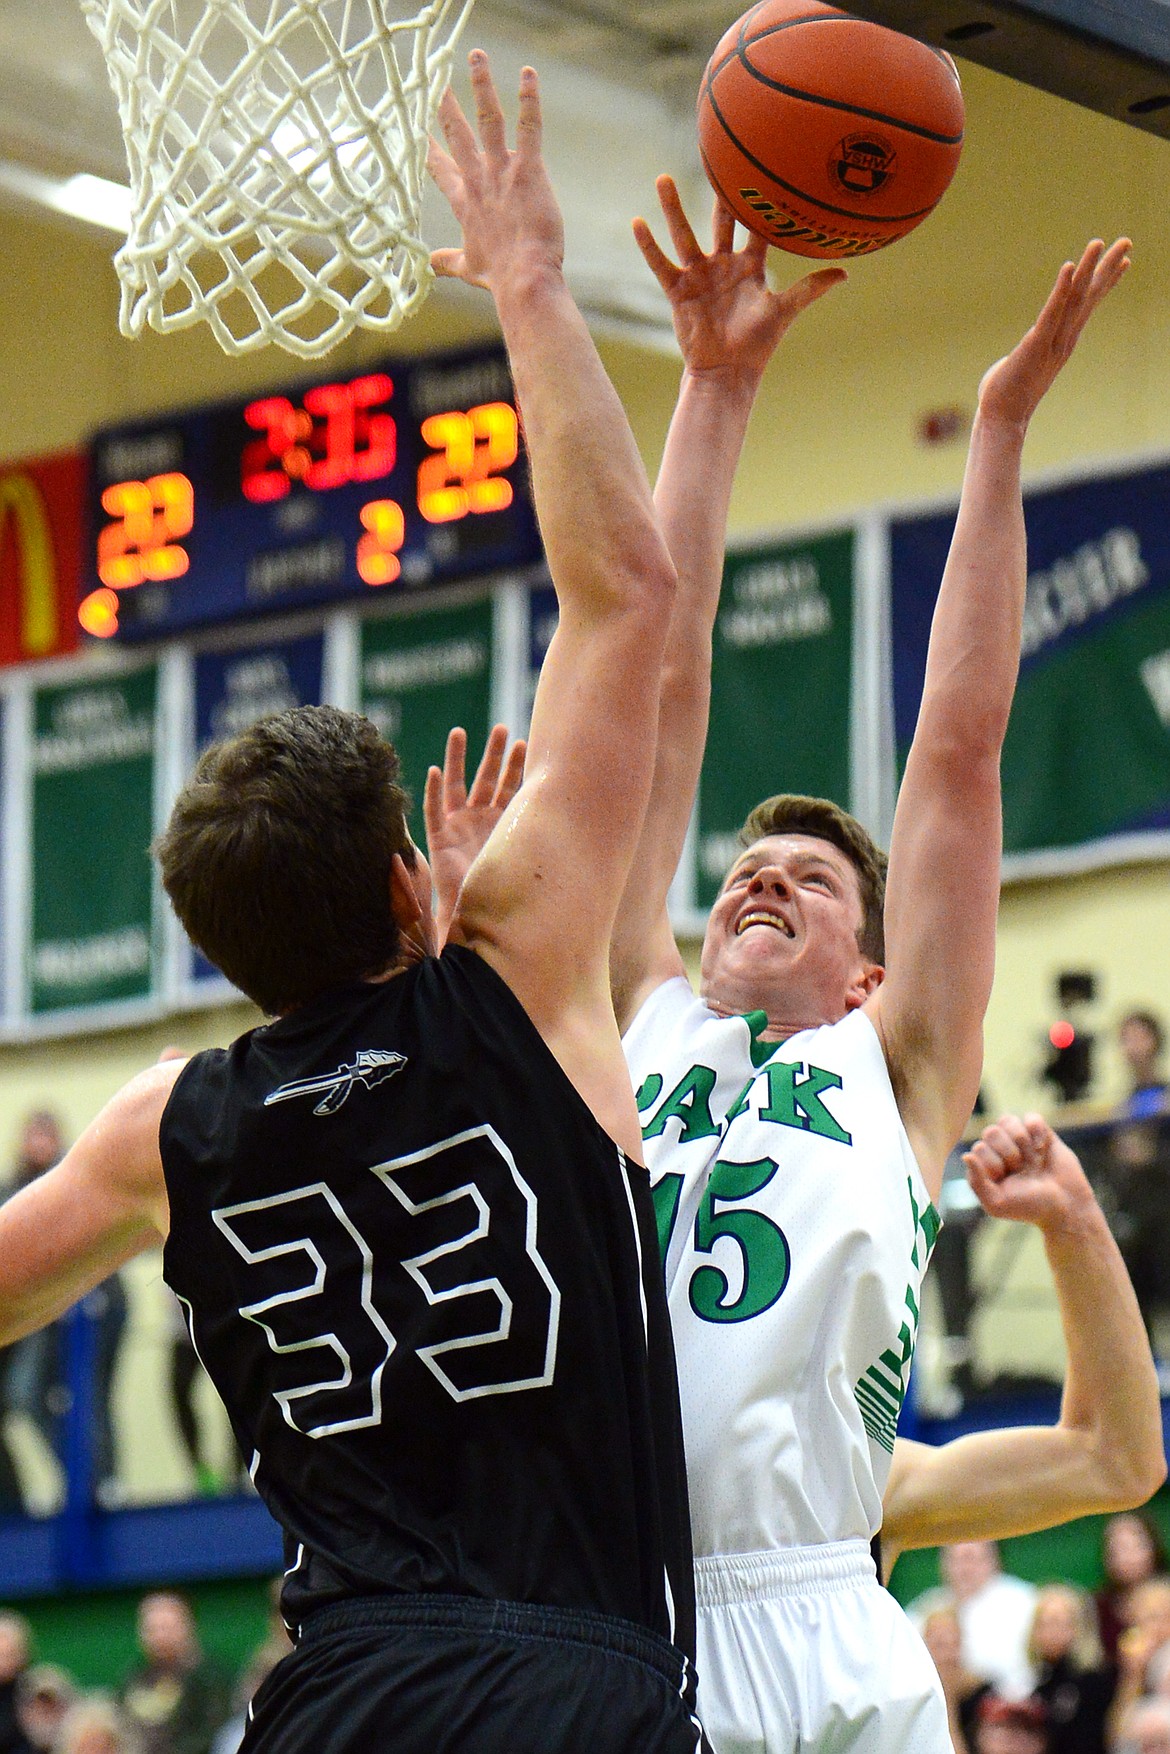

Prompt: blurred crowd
[
  {"left": 912, "top": 1520, "right": 1170, "bottom": 1754},
  {"left": 7, "top": 1524, "right": 1170, "bottom": 1754},
  {"left": 0, "top": 1586, "right": 289, "bottom": 1754}
]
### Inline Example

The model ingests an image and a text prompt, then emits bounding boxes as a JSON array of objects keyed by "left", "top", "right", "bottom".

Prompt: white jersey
[{"left": 624, "top": 978, "right": 939, "bottom": 1559}]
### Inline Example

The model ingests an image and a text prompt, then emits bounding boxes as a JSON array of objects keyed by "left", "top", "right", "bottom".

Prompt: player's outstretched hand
[
  {"left": 633, "top": 175, "right": 845, "bottom": 383},
  {"left": 427, "top": 53, "right": 563, "bottom": 295},
  {"left": 424, "top": 724, "right": 527, "bottom": 945},
  {"left": 977, "top": 238, "right": 1131, "bottom": 430},
  {"left": 963, "top": 1112, "right": 1098, "bottom": 1235}
]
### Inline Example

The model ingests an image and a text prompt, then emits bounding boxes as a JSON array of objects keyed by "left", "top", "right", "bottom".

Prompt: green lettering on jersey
[
  {"left": 641, "top": 1064, "right": 721, "bottom": 1144},
  {"left": 855, "top": 1180, "right": 941, "bottom": 1453},
  {"left": 690, "top": 1156, "right": 791, "bottom": 1323},
  {"left": 634, "top": 1072, "right": 663, "bottom": 1114},
  {"left": 743, "top": 1009, "right": 779, "bottom": 1069},
  {"left": 759, "top": 1061, "right": 852, "bottom": 1145},
  {"left": 908, "top": 1180, "right": 942, "bottom": 1268},
  {"left": 650, "top": 1172, "right": 685, "bottom": 1263}
]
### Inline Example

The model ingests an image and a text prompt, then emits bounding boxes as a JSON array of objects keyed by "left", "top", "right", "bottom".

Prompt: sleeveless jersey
[
  {"left": 160, "top": 945, "right": 696, "bottom": 1656},
  {"left": 623, "top": 978, "right": 939, "bottom": 1559}
]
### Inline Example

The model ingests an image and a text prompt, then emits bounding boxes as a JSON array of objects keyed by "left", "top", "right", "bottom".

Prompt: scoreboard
[{"left": 82, "top": 343, "right": 542, "bottom": 641}]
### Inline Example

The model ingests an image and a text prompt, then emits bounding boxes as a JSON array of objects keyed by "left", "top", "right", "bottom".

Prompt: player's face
[{"left": 699, "top": 833, "right": 879, "bottom": 1028}]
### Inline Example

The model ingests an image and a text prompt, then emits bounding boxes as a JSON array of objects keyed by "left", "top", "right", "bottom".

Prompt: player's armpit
[{"left": 0, "top": 1062, "right": 175, "bottom": 1346}]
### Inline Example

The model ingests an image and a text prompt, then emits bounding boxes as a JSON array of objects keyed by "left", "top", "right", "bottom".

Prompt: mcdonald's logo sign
[{"left": 0, "top": 452, "right": 83, "bottom": 668}]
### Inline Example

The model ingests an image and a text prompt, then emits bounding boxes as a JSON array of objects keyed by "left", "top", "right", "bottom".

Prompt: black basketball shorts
[{"left": 242, "top": 1594, "right": 709, "bottom": 1754}]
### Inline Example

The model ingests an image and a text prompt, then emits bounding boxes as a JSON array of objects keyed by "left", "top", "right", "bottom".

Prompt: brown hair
[
  {"left": 156, "top": 706, "right": 413, "bottom": 1016},
  {"left": 737, "top": 794, "right": 887, "bottom": 964}
]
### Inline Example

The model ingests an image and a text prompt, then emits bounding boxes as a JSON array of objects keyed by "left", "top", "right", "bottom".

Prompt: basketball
[{"left": 697, "top": 0, "right": 965, "bottom": 259}]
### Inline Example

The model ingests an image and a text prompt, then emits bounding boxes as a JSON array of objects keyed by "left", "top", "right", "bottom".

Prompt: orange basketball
[{"left": 697, "top": 0, "right": 964, "bottom": 259}]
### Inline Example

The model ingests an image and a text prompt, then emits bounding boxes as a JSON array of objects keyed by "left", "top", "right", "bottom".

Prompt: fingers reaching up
[
  {"left": 632, "top": 173, "right": 845, "bottom": 381},
  {"left": 977, "top": 237, "right": 1131, "bottom": 429},
  {"left": 424, "top": 725, "right": 528, "bottom": 945},
  {"left": 428, "top": 54, "right": 563, "bottom": 293}
]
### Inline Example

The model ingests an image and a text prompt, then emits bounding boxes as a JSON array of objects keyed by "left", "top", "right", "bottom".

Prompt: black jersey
[{"left": 160, "top": 945, "right": 696, "bottom": 1658}]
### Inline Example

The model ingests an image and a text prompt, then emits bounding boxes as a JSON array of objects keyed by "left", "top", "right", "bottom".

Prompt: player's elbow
[
  {"left": 1087, "top": 1431, "right": 1167, "bottom": 1512},
  {"left": 913, "top": 721, "right": 1004, "bottom": 779},
  {"left": 637, "top": 543, "right": 679, "bottom": 616},
  {"left": 1115, "top": 1443, "right": 1169, "bottom": 1509}
]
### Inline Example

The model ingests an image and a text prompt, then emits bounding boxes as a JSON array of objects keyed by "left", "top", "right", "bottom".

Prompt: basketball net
[{"left": 81, "top": 0, "right": 477, "bottom": 357}]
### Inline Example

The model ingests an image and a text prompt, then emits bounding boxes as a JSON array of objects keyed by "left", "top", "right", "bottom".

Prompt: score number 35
[{"left": 359, "top": 401, "right": 519, "bottom": 586}]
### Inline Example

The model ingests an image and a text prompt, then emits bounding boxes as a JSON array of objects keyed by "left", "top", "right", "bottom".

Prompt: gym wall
[{"left": 0, "top": 54, "right": 1165, "bottom": 1140}]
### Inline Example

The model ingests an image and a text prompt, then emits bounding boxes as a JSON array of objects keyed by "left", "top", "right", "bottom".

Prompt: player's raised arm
[
  {"left": 610, "top": 179, "right": 845, "bottom": 1029},
  {"left": 880, "top": 1114, "right": 1164, "bottom": 1571},
  {"left": 869, "top": 241, "right": 1131, "bottom": 1195},
  {"left": 427, "top": 55, "right": 676, "bottom": 1144},
  {"left": 0, "top": 1064, "right": 175, "bottom": 1346}
]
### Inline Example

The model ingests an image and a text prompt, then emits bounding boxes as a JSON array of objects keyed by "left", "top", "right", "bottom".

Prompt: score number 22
[{"left": 359, "top": 400, "right": 520, "bottom": 586}]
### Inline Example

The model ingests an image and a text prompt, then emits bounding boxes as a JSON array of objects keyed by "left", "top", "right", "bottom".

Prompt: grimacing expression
[{"left": 700, "top": 833, "right": 877, "bottom": 1022}]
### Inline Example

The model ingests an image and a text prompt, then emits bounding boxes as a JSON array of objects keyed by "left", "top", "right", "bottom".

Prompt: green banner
[
  {"left": 696, "top": 531, "right": 855, "bottom": 909},
  {"left": 891, "top": 461, "right": 1170, "bottom": 862},
  {"left": 360, "top": 596, "right": 494, "bottom": 833},
  {"left": 29, "top": 667, "right": 158, "bottom": 1013},
  {"left": 1003, "top": 585, "right": 1170, "bottom": 850}
]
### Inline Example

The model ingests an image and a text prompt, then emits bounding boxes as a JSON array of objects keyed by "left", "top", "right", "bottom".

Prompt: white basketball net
[{"left": 80, "top": 0, "right": 477, "bottom": 357}]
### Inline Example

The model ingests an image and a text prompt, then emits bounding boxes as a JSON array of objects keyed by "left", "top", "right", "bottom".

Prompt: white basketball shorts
[{"left": 694, "top": 1541, "right": 951, "bottom": 1754}]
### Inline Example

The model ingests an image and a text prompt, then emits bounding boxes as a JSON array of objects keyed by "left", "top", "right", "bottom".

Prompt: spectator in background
[
  {"left": 1097, "top": 1515, "right": 1169, "bottom": 1663},
  {"left": 1107, "top": 1578, "right": 1170, "bottom": 1747},
  {"left": 163, "top": 1294, "right": 247, "bottom": 1501},
  {"left": 1117, "top": 1697, "right": 1170, "bottom": 1754},
  {"left": 1118, "top": 1015, "right": 1169, "bottom": 1120},
  {"left": 0, "top": 1115, "right": 67, "bottom": 1513},
  {"left": 975, "top": 1695, "right": 1050, "bottom": 1754},
  {"left": 0, "top": 1355, "right": 23, "bottom": 1513},
  {"left": 921, "top": 1092, "right": 990, "bottom": 1418},
  {"left": 912, "top": 1541, "right": 1039, "bottom": 1700},
  {"left": 0, "top": 1613, "right": 31, "bottom": 1754},
  {"left": 207, "top": 1580, "right": 292, "bottom": 1754},
  {"left": 56, "top": 1696, "right": 144, "bottom": 1754},
  {"left": 154, "top": 1050, "right": 246, "bottom": 1503},
  {"left": 13, "top": 1664, "right": 76, "bottom": 1752},
  {"left": 1146, "top": 1639, "right": 1170, "bottom": 1702},
  {"left": 0, "top": 1113, "right": 128, "bottom": 1506},
  {"left": 164, "top": 1293, "right": 217, "bottom": 1500},
  {"left": 1108, "top": 1020, "right": 1170, "bottom": 1389},
  {"left": 119, "top": 1594, "right": 228, "bottom": 1754},
  {"left": 1028, "top": 1584, "right": 1115, "bottom": 1754},
  {"left": 921, "top": 1605, "right": 992, "bottom": 1754}
]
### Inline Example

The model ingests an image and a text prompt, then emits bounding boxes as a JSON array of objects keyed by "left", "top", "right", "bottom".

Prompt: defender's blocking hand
[
  {"left": 963, "top": 1112, "right": 1099, "bottom": 1235},
  {"left": 633, "top": 174, "right": 845, "bottom": 383},
  {"left": 977, "top": 238, "right": 1131, "bottom": 430},
  {"left": 424, "top": 724, "right": 527, "bottom": 941},
  {"left": 428, "top": 53, "right": 564, "bottom": 294}
]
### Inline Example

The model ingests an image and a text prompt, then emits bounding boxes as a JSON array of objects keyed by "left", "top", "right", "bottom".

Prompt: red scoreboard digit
[
  {"left": 83, "top": 345, "right": 541, "bottom": 641},
  {"left": 240, "top": 373, "right": 397, "bottom": 502}
]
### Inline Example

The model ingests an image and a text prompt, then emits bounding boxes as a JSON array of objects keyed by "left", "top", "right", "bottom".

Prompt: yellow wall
[
  {"left": 0, "top": 1004, "right": 260, "bottom": 1167},
  {"left": 0, "top": 58, "right": 1167, "bottom": 1143},
  {"left": 988, "top": 862, "right": 1170, "bottom": 1116}
]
